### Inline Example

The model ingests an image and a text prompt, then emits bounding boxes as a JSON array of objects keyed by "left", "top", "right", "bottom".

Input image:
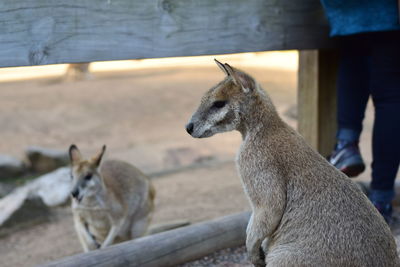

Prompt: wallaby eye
[
  {"left": 84, "top": 174, "right": 92, "bottom": 181},
  {"left": 212, "top": 100, "right": 227, "bottom": 109}
]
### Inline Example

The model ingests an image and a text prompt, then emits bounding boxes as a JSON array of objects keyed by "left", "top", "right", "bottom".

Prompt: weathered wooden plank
[
  {"left": 298, "top": 50, "right": 319, "bottom": 150},
  {"left": 0, "top": 0, "right": 331, "bottom": 67},
  {"left": 40, "top": 211, "right": 251, "bottom": 267},
  {"left": 297, "top": 50, "right": 338, "bottom": 157}
]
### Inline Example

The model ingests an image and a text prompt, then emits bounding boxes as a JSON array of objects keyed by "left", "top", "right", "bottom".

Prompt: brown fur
[
  {"left": 186, "top": 60, "right": 400, "bottom": 266},
  {"left": 69, "top": 145, "right": 155, "bottom": 251},
  {"left": 64, "top": 63, "right": 91, "bottom": 81}
]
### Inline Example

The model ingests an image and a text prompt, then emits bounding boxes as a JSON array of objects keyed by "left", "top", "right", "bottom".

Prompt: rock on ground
[
  {"left": 0, "top": 167, "right": 71, "bottom": 229},
  {"left": 26, "top": 146, "right": 69, "bottom": 174},
  {"left": 0, "top": 182, "right": 15, "bottom": 198},
  {"left": 181, "top": 246, "right": 251, "bottom": 267},
  {"left": 0, "top": 154, "right": 25, "bottom": 179},
  {"left": 0, "top": 196, "right": 50, "bottom": 237},
  {"left": 31, "top": 167, "right": 72, "bottom": 207}
]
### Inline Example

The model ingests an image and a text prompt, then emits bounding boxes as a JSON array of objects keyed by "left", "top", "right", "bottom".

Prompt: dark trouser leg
[
  {"left": 336, "top": 35, "right": 370, "bottom": 143},
  {"left": 329, "top": 36, "right": 370, "bottom": 177},
  {"left": 369, "top": 31, "right": 400, "bottom": 193}
]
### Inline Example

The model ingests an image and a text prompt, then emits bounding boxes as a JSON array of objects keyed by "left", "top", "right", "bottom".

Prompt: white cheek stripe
[
  {"left": 196, "top": 108, "right": 230, "bottom": 134},
  {"left": 211, "top": 108, "right": 229, "bottom": 123}
]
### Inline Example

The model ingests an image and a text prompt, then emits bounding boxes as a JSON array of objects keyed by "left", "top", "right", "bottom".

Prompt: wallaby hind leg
[
  {"left": 266, "top": 256, "right": 309, "bottom": 267},
  {"left": 74, "top": 216, "right": 99, "bottom": 251},
  {"left": 265, "top": 248, "right": 324, "bottom": 267},
  {"left": 101, "top": 221, "right": 124, "bottom": 249},
  {"left": 76, "top": 227, "right": 90, "bottom": 252},
  {"left": 131, "top": 216, "right": 151, "bottom": 238}
]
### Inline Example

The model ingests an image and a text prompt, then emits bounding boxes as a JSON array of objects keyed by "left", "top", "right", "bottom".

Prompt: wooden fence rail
[{"left": 1, "top": 0, "right": 331, "bottom": 68}]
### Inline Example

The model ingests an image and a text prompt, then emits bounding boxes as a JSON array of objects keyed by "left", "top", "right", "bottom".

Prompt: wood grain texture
[
  {"left": 297, "top": 50, "right": 338, "bottom": 157},
  {"left": 0, "top": 0, "right": 331, "bottom": 67},
  {"left": 40, "top": 212, "right": 251, "bottom": 267},
  {"left": 298, "top": 50, "right": 319, "bottom": 150},
  {"left": 317, "top": 50, "right": 338, "bottom": 156}
]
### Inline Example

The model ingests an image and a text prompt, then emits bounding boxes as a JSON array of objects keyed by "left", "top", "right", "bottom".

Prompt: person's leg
[
  {"left": 369, "top": 31, "right": 400, "bottom": 222},
  {"left": 337, "top": 36, "right": 370, "bottom": 138},
  {"left": 329, "top": 34, "right": 370, "bottom": 177}
]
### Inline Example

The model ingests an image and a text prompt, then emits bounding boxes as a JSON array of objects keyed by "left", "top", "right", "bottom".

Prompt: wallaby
[
  {"left": 186, "top": 60, "right": 399, "bottom": 266},
  {"left": 64, "top": 63, "right": 91, "bottom": 81},
  {"left": 69, "top": 144, "right": 155, "bottom": 251}
]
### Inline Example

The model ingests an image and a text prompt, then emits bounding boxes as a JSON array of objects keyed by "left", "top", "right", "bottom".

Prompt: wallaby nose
[
  {"left": 186, "top": 122, "right": 194, "bottom": 135},
  {"left": 71, "top": 189, "right": 79, "bottom": 199}
]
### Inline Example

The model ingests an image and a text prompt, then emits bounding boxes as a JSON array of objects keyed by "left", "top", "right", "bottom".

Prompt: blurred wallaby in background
[
  {"left": 64, "top": 63, "right": 91, "bottom": 81},
  {"left": 69, "top": 144, "right": 155, "bottom": 251}
]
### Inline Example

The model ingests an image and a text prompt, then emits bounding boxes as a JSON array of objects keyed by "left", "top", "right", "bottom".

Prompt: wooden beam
[
  {"left": 298, "top": 50, "right": 339, "bottom": 157},
  {"left": 40, "top": 212, "right": 251, "bottom": 267},
  {"left": 0, "top": 0, "right": 332, "bottom": 68}
]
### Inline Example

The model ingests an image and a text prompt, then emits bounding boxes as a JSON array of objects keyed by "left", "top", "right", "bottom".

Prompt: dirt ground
[{"left": 0, "top": 55, "right": 389, "bottom": 266}]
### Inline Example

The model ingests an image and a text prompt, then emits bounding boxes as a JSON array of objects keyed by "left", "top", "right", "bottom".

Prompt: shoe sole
[{"left": 340, "top": 164, "right": 365, "bottom": 178}]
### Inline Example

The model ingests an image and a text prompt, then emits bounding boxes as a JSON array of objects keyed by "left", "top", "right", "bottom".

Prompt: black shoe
[{"left": 328, "top": 142, "right": 365, "bottom": 177}]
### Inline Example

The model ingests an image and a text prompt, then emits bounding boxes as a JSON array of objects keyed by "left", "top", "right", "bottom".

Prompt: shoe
[
  {"left": 328, "top": 141, "right": 365, "bottom": 177},
  {"left": 371, "top": 200, "right": 393, "bottom": 224},
  {"left": 369, "top": 189, "right": 395, "bottom": 224}
]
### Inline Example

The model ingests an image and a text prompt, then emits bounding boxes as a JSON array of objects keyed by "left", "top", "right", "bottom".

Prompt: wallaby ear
[
  {"left": 92, "top": 145, "right": 106, "bottom": 167},
  {"left": 69, "top": 144, "right": 82, "bottom": 165},
  {"left": 214, "top": 59, "right": 230, "bottom": 76},
  {"left": 224, "top": 63, "right": 255, "bottom": 93}
]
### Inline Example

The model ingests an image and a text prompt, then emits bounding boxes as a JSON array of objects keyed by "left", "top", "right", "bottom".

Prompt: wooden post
[
  {"left": 40, "top": 212, "right": 250, "bottom": 267},
  {"left": 298, "top": 50, "right": 339, "bottom": 157}
]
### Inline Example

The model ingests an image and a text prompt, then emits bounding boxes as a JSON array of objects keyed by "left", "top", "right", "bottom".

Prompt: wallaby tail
[{"left": 147, "top": 220, "right": 190, "bottom": 235}]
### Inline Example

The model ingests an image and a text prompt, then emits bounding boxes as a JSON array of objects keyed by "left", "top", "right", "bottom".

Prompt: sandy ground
[{"left": 0, "top": 54, "right": 390, "bottom": 266}]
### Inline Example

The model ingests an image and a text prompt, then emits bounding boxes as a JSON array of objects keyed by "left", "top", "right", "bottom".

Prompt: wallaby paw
[
  {"left": 87, "top": 241, "right": 101, "bottom": 250},
  {"left": 248, "top": 254, "right": 266, "bottom": 267},
  {"left": 100, "top": 242, "right": 109, "bottom": 249},
  {"left": 247, "top": 242, "right": 265, "bottom": 266},
  {"left": 246, "top": 237, "right": 266, "bottom": 267}
]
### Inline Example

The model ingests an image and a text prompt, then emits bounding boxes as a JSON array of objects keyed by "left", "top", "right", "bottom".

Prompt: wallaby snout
[
  {"left": 185, "top": 115, "right": 214, "bottom": 138},
  {"left": 185, "top": 122, "right": 194, "bottom": 135},
  {"left": 71, "top": 188, "right": 79, "bottom": 199}
]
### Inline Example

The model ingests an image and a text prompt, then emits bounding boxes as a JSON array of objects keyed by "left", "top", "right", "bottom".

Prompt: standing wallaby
[
  {"left": 69, "top": 144, "right": 155, "bottom": 251},
  {"left": 186, "top": 60, "right": 399, "bottom": 266},
  {"left": 64, "top": 63, "right": 91, "bottom": 81}
]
